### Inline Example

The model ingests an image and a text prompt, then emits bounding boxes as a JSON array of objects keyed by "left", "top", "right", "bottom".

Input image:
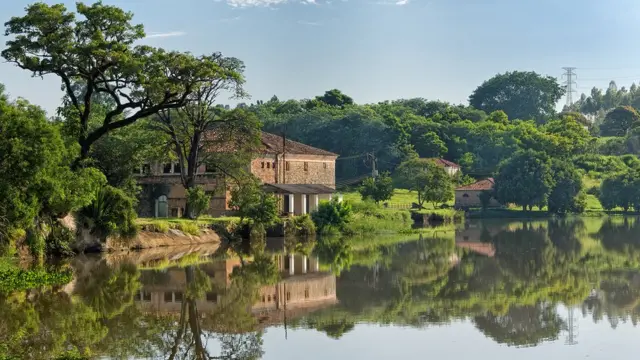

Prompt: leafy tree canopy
[{"left": 469, "top": 71, "right": 565, "bottom": 123}]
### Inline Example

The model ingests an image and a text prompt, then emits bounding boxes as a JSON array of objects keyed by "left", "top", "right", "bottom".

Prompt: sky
[{"left": 3, "top": 0, "right": 640, "bottom": 115}]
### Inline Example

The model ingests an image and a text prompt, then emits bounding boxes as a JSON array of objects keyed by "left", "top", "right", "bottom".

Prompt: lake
[{"left": 3, "top": 217, "right": 640, "bottom": 359}]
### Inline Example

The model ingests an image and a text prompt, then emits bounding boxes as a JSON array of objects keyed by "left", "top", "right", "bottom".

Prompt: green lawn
[
  {"left": 342, "top": 189, "right": 453, "bottom": 209},
  {"left": 137, "top": 216, "right": 239, "bottom": 235}
]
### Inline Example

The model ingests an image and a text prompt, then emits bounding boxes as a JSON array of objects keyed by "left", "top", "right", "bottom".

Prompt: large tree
[
  {"left": 394, "top": 158, "right": 454, "bottom": 208},
  {"left": 599, "top": 106, "right": 640, "bottom": 137},
  {"left": 493, "top": 150, "right": 554, "bottom": 211},
  {"left": 0, "top": 86, "right": 104, "bottom": 245},
  {"left": 2, "top": 2, "right": 229, "bottom": 162},
  {"left": 469, "top": 71, "right": 565, "bottom": 123},
  {"left": 151, "top": 61, "right": 261, "bottom": 217}
]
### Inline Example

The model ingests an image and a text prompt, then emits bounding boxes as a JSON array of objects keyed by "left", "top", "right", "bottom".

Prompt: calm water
[{"left": 4, "top": 217, "right": 640, "bottom": 359}]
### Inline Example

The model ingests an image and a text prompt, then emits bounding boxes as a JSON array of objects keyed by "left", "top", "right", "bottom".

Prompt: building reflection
[{"left": 133, "top": 252, "right": 337, "bottom": 325}]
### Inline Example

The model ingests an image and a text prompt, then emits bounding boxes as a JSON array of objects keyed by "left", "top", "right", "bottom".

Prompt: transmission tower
[{"left": 562, "top": 67, "right": 578, "bottom": 107}]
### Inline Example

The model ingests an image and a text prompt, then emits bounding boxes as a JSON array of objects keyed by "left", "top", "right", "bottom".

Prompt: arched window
[{"left": 462, "top": 193, "right": 469, "bottom": 198}]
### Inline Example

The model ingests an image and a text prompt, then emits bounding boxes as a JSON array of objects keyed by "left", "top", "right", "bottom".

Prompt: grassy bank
[{"left": 137, "top": 216, "right": 239, "bottom": 235}]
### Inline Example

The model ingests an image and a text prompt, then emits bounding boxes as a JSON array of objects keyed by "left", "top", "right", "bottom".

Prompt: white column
[
  {"left": 313, "top": 256, "right": 320, "bottom": 272},
  {"left": 329, "top": 194, "right": 333, "bottom": 201},
  {"left": 302, "top": 255, "right": 308, "bottom": 274},
  {"left": 301, "top": 194, "right": 307, "bottom": 215},
  {"left": 288, "top": 194, "right": 295, "bottom": 215},
  {"left": 289, "top": 254, "right": 295, "bottom": 275},
  {"left": 311, "top": 194, "right": 319, "bottom": 212}
]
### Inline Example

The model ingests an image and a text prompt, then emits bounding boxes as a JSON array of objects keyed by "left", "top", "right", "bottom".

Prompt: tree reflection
[
  {"left": 474, "top": 304, "right": 564, "bottom": 347},
  {"left": 302, "top": 218, "right": 640, "bottom": 347}
]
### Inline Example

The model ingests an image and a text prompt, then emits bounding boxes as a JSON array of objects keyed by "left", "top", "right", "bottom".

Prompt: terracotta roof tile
[
  {"left": 203, "top": 131, "right": 338, "bottom": 157},
  {"left": 260, "top": 132, "right": 338, "bottom": 157},
  {"left": 456, "top": 178, "right": 495, "bottom": 191},
  {"left": 427, "top": 158, "right": 461, "bottom": 169}
]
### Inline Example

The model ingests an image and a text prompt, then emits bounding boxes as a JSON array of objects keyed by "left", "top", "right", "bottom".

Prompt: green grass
[
  {"left": 342, "top": 189, "right": 453, "bottom": 209},
  {"left": 137, "top": 216, "right": 240, "bottom": 234}
]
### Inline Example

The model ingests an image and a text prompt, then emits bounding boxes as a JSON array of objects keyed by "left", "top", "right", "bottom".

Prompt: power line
[{"left": 562, "top": 67, "right": 577, "bottom": 107}]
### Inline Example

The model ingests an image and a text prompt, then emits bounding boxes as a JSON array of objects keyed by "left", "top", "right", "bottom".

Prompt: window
[
  {"left": 267, "top": 162, "right": 271, "bottom": 169},
  {"left": 323, "top": 162, "right": 328, "bottom": 169},
  {"left": 164, "top": 292, "right": 173, "bottom": 303},
  {"left": 173, "top": 162, "right": 180, "bottom": 174},
  {"left": 286, "top": 161, "right": 290, "bottom": 171},
  {"left": 206, "top": 292, "right": 218, "bottom": 303},
  {"left": 142, "top": 163, "right": 151, "bottom": 174},
  {"left": 272, "top": 162, "right": 276, "bottom": 168},
  {"left": 163, "top": 163, "right": 172, "bottom": 174},
  {"left": 262, "top": 295, "right": 266, "bottom": 303},
  {"left": 304, "top": 162, "right": 309, "bottom": 171},
  {"left": 463, "top": 193, "right": 469, "bottom": 198},
  {"left": 267, "top": 295, "right": 272, "bottom": 302},
  {"left": 304, "top": 287, "right": 310, "bottom": 299},
  {"left": 134, "top": 291, "right": 142, "bottom": 301},
  {"left": 286, "top": 292, "right": 291, "bottom": 301},
  {"left": 261, "top": 162, "right": 265, "bottom": 169},
  {"left": 174, "top": 292, "right": 183, "bottom": 303},
  {"left": 142, "top": 291, "right": 152, "bottom": 302}
]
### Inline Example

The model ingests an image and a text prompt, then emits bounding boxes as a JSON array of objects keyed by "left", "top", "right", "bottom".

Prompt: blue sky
[{"left": 2, "top": 0, "right": 640, "bottom": 114}]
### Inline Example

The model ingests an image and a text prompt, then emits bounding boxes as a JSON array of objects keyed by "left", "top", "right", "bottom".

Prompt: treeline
[{"left": 243, "top": 74, "right": 640, "bottom": 213}]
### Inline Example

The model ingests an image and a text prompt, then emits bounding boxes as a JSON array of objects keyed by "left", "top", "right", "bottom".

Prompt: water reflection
[{"left": 3, "top": 218, "right": 640, "bottom": 358}]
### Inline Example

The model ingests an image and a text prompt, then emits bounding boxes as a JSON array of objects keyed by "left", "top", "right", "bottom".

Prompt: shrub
[
  {"left": 358, "top": 172, "right": 394, "bottom": 204},
  {"left": 312, "top": 199, "right": 353, "bottom": 233},
  {"left": 146, "top": 221, "right": 170, "bottom": 233},
  {"left": 177, "top": 222, "right": 199, "bottom": 236},
  {"left": 46, "top": 221, "right": 76, "bottom": 257},
  {"left": 77, "top": 185, "right": 138, "bottom": 240},
  {"left": 186, "top": 186, "right": 211, "bottom": 219},
  {"left": 229, "top": 178, "right": 280, "bottom": 227},
  {"left": 286, "top": 215, "right": 316, "bottom": 237}
]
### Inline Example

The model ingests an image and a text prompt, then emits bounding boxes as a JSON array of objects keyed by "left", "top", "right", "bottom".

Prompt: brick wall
[{"left": 251, "top": 155, "right": 278, "bottom": 184}]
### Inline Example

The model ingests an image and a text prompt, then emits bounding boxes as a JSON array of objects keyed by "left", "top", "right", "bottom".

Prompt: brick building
[
  {"left": 135, "top": 132, "right": 338, "bottom": 218},
  {"left": 454, "top": 178, "right": 501, "bottom": 209}
]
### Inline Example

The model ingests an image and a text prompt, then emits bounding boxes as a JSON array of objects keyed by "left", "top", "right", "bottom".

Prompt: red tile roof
[
  {"left": 260, "top": 132, "right": 338, "bottom": 157},
  {"left": 427, "top": 158, "right": 461, "bottom": 169},
  {"left": 456, "top": 178, "right": 495, "bottom": 191},
  {"left": 203, "top": 131, "right": 338, "bottom": 157}
]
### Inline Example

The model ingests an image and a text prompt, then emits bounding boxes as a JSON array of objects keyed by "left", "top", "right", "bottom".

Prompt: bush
[
  {"left": 186, "top": 186, "right": 211, "bottom": 219},
  {"left": 46, "top": 221, "right": 76, "bottom": 257},
  {"left": 358, "top": 172, "right": 394, "bottom": 204},
  {"left": 146, "top": 221, "right": 170, "bottom": 233},
  {"left": 312, "top": 199, "right": 353, "bottom": 233},
  {"left": 286, "top": 215, "right": 316, "bottom": 237},
  {"left": 177, "top": 222, "right": 199, "bottom": 236},
  {"left": 77, "top": 185, "right": 138, "bottom": 240}
]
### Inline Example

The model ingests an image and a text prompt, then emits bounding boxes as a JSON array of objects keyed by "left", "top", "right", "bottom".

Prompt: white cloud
[
  {"left": 395, "top": 0, "right": 409, "bottom": 4},
  {"left": 226, "top": 0, "right": 289, "bottom": 7},
  {"left": 145, "top": 31, "right": 187, "bottom": 39},
  {"left": 224, "top": 0, "right": 326, "bottom": 7},
  {"left": 297, "top": 20, "right": 322, "bottom": 26}
]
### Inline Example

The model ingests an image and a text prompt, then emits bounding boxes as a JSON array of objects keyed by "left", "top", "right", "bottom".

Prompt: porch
[{"left": 262, "top": 184, "right": 337, "bottom": 216}]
